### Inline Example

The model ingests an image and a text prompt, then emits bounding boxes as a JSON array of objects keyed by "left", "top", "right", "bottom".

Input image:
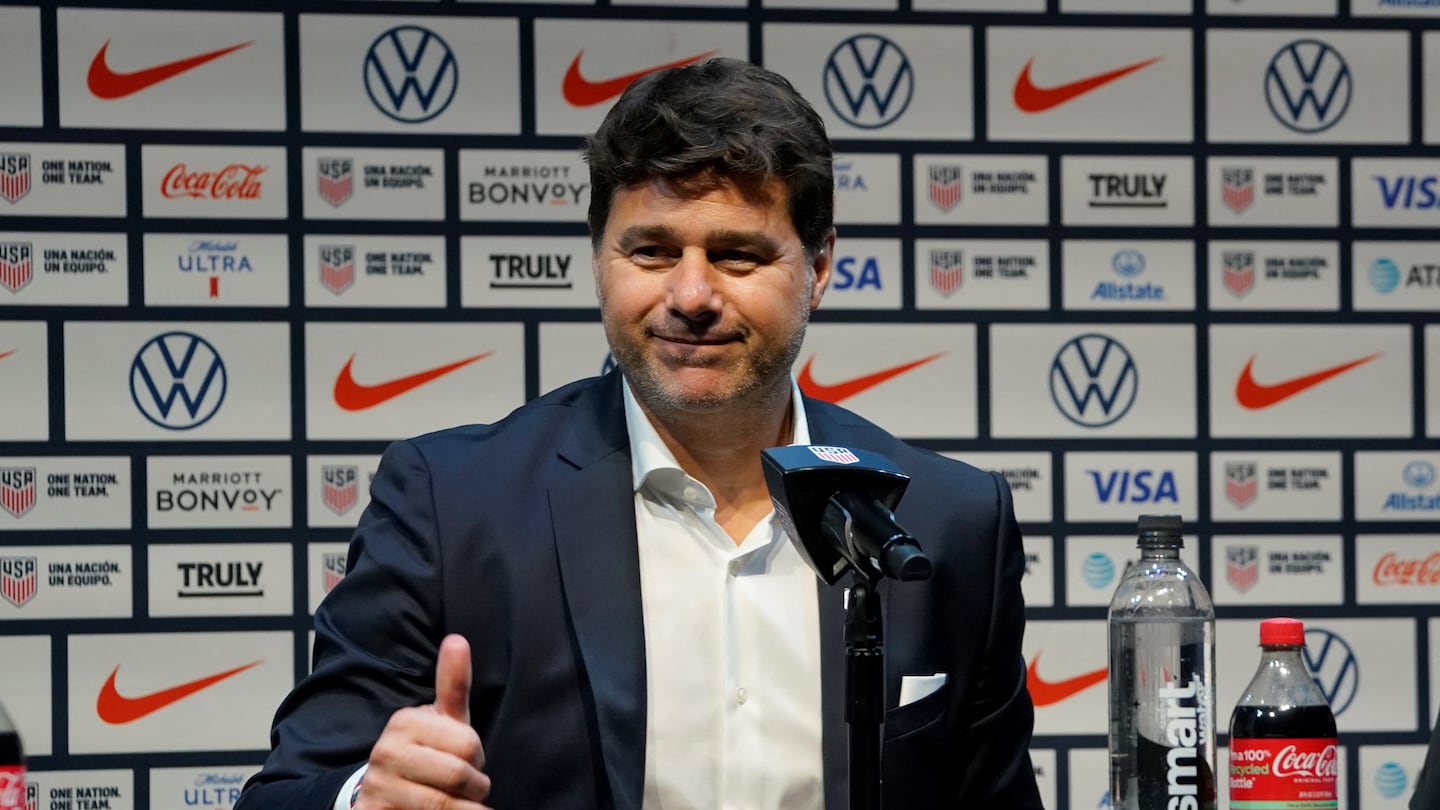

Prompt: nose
[{"left": 666, "top": 248, "right": 721, "bottom": 324}]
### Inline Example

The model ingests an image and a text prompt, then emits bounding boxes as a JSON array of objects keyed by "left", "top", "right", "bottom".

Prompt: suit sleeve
[
  {"left": 236, "top": 439, "right": 450, "bottom": 810},
  {"left": 951, "top": 470, "right": 1043, "bottom": 808}
]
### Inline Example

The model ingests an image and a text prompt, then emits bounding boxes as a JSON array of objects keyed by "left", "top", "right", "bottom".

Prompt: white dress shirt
[{"left": 625, "top": 381, "right": 824, "bottom": 810}]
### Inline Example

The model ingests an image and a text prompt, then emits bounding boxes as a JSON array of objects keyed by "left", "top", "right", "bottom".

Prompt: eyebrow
[{"left": 614, "top": 226, "right": 783, "bottom": 257}]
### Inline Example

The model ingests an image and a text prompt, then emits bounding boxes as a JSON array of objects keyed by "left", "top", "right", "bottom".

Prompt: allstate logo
[
  {"left": 1264, "top": 39, "right": 1351, "bottom": 134},
  {"left": 129, "top": 331, "right": 227, "bottom": 430},
  {"left": 1403, "top": 460, "right": 1436, "bottom": 488},
  {"left": 1049, "top": 334, "right": 1138, "bottom": 428},
  {"left": 823, "top": 34, "right": 914, "bottom": 129},
  {"left": 1111, "top": 249, "right": 1145, "bottom": 277},
  {"left": 1303, "top": 627, "right": 1359, "bottom": 716},
  {"left": 364, "top": 25, "right": 458, "bottom": 124},
  {"left": 1368, "top": 257, "right": 1401, "bottom": 294},
  {"left": 1375, "top": 762, "right": 1407, "bottom": 799},
  {"left": 1081, "top": 553, "right": 1115, "bottom": 589}
]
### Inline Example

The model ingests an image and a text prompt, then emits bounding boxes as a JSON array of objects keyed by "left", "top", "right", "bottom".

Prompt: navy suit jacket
[{"left": 237, "top": 373, "right": 1042, "bottom": 810}]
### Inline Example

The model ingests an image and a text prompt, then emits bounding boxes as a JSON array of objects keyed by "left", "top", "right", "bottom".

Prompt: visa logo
[
  {"left": 1087, "top": 470, "right": 1178, "bottom": 503},
  {"left": 833, "top": 256, "right": 883, "bottom": 290},
  {"left": 1375, "top": 175, "right": 1440, "bottom": 209}
]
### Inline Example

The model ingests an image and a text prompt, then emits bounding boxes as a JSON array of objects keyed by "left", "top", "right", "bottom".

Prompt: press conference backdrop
[{"left": 2, "top": 0, "right": 1439, "bottom": 807}]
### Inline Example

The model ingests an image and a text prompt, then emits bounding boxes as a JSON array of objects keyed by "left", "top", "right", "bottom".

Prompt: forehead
[{"left": 604, "top": 175, "right": 795, "bottom": 234}]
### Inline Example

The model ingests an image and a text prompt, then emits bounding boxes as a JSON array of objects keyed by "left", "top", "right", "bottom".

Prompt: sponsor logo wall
[{"left": 1, "top": 2, "right": 1437, "bottom": 808}]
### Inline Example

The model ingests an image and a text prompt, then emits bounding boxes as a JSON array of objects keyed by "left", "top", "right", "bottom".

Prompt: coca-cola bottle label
[
  {"left": 1229, "top": 738, "right": 1338, "bottom": 809},
  {"left": 0, "top": 766, "right": 29, "bottom": 810}
]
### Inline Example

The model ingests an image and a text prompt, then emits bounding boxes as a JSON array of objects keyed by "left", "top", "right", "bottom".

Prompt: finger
[
  {"left": 368, "top": 742, "right": 492, "bottom": 804},
  {"left": 434, "top": 633, "right": 472, "bottom": 725}
]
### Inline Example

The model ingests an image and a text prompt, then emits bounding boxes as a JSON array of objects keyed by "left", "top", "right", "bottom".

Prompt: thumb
[{"left": 434, "top": 633, "right": 472, "bottom": 725}]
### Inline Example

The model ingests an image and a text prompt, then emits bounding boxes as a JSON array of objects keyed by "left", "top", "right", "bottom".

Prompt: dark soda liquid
[
  {"left": 1230, "top": 703, "right": 1337, "bottom": 739},
  {"left": 0, "top": 730, "right": 21, "bottom": 765}
]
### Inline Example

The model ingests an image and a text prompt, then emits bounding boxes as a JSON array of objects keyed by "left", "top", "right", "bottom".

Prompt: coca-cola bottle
[
  {"left": 0, "top": 697, "right": 26, "bottom": 810},
  {"left": 1108, "top": 514, "right": 1217, "bottom": 810},
  {"left": 1228, "top": 618, "right": 1338, "bottom": 809}
]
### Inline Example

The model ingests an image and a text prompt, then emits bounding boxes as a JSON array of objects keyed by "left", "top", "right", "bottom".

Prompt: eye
[
  {"left": 629, "top": 245, "right": 676, "bottom": 266},
  {"left": 711, "top": 250, "right": 763, "bottom": 271}
]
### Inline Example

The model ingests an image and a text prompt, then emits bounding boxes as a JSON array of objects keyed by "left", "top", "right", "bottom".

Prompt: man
[{"left": 237, "top": 58, "right": 1041, "bottom": 810}]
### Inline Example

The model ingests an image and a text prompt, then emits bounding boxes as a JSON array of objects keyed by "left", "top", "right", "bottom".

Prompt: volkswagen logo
[
  {"left": 1264, "top": 39, "right": 1351, "bottom": 134},
  {"left": 822, "top": 34, "right": 915, "bottom": 129},
  {"left": 1303, "top": 627, "right": 1359, "bottom": 716},
  {"left": 1049, "top": 334, "right": 1138, "bottom": 428},
  {"left": 129, "top": 331, "right": 228, "bottom": 430},
  {"left": 364, "top": 25, "right": 459, "bottom": 124}
]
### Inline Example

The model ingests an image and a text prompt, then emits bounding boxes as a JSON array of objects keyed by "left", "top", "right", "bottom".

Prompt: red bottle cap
[{"left": 1259, "top": 617, "right": 1306, "bottom": 647}]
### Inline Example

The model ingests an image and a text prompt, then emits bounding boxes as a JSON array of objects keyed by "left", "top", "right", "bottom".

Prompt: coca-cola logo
[
  {"left": 0, "top": 770, "right": 24, "bottom": 807},
  {"left": 1373, "top": 551, "right": 1440, "bottom": 586},
  {"left": 1272, "top": 744, "right": 1338, "bottom": 778},
  {"left": 161, "top": 163, "right": 265, "bottom": 200}
]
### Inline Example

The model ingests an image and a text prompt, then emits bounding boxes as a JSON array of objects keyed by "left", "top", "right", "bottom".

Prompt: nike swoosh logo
[
  {"left": 797, "top": 352, "right": 944, "bottom": 404},
  {"left": 87, "top": 39, "right": 254, "bottom": 100},
  {"left": 1012, "top": 55, "right": 1162, "bottom": 113},
  {"left": 1234, "top": 352, "right": 1382, "bottom": 410},
  {"left": 1026, "top": 652, "right": 1107, "bottom": 707},
  {"left": 562, "top": 49, "right": 719, "bottom": 107},
  {"left": 96, "top": 660, "right": 261, "bottom": 724},
  {"left": 333, "top": 352, "right": 494, "bottom": 412}
]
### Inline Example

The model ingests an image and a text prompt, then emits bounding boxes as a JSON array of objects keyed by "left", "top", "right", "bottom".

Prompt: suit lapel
[{"left": 550, "top": 376, "right": 647, "bottom": 810}]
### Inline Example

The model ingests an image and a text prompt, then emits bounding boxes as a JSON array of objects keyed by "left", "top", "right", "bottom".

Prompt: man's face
[{"left": 594, "top": 175, "right": 832, "bottom": 415}]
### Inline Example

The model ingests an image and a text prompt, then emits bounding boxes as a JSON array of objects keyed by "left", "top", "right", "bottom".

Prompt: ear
[{"left": 808, "top": 229, "right": 836, "bottom": 310}]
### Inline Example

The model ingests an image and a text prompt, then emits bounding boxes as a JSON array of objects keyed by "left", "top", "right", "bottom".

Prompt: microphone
[{"left": 761, "top": 445, "right": 931, "bottom": 585}]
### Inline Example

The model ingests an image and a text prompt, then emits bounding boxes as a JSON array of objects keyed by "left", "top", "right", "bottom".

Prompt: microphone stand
[{"left": 846, "top": 571, "right": 884, "bottom": 810}]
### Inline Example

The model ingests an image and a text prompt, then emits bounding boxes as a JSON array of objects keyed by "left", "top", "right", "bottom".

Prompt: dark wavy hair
[{"left": 584, "top": 58, "right": 834, "bottom": 260}]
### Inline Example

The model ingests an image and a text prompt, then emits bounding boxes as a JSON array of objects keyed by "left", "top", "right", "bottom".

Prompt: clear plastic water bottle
[{"left": 1108, "top": 514, "right": 1217, "bottom": 810}]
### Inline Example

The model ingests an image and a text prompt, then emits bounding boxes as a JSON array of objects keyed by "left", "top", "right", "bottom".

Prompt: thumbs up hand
[{"left": 358, "top": 634, "right": 492, "bottom": 810}]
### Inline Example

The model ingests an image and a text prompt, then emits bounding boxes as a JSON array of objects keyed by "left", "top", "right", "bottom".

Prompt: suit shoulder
[{"left": 398, "top": 376, "right": 610, "bottom": 461}]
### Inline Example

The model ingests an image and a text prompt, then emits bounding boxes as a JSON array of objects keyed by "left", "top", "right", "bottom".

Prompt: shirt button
[
  {"left": 736, "top": 687, "right": 748, "bottom": 705},
  {"left": 728, "top": 559, "right": 742, "bottom": 576},
  {"left": 683, "top": 486, "right": 699, "bottom": 501}
]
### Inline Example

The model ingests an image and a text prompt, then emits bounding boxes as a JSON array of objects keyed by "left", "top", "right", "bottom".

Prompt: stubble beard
[{"left": 604, "top": 293, "right": 813, "bottom": 422}]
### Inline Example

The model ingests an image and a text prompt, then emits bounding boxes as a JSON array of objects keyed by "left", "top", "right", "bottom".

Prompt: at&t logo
[
  {"left": 129, "top": 331, "right": 228, "bottom": 430},
  {"left": 1264, "top": 39, "right": 1351, "bottom": 134},
  {"left": 823, "top": 34, "right": 913, "bottom": 129},
  {"left": 1049, "top": 334, "right": 1138, "bottom": 428},
  {"left": 365, "top": 25, "right": 458, "bottom": 123}
]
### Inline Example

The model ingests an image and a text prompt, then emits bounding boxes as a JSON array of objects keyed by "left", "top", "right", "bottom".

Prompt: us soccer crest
[
  {"left": 0, "top": 467, "right": 35, "bottom": 518},
  {"left": 317, "top": 158, "right": 354, "bottom": 207},
  {"left": 322, "top": 465, "right": 358, "bottom": 515},
  {"left": 0, "top": 556, "right": 37, "bottom": 607},
  {"left": 1221, "top": 167, "right": 1254, "bottom": 213},
  {"left": 1225, "top": 462, "right": 1257, "bottom": 508},
  {"left": 930, "top": 249, "right": 963, "bottom": 297},
  {"left": 1223, "top": 251, "right": 1255, "bottom": 298},
  {"left": 322, "top": 551, "right": 347, "bottom": 593},
  {"left": 0, "top": 241, "right": 32, "bottom": 293},
  {"left": 809, "top": 446, "right": 859, "bottom": 464},
  {"left": 1226, "top": 546, "right": 1259, "bottom": 593},
  {"left": 928, "top": 165, "right": 963, "bottom": 213},
  {"left": 0, "top": 153, "right": 30, "bottom": 204},
  {"left": 319, "top": 246, "right": 356, "bottom": 295}
]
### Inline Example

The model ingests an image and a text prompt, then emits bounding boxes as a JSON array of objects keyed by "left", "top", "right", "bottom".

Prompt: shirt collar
[{"left": 622, "top": 377, "right": 813, "bottom": 492}]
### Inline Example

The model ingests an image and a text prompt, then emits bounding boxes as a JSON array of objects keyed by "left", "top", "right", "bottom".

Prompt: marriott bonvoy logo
[{"left": 161, "top": 163, "right": 265, "bottom": 200}]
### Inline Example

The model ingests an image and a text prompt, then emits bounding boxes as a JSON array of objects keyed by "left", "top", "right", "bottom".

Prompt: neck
[{"left": 637, "top": 382, "right": 795, "bottom": 542}]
